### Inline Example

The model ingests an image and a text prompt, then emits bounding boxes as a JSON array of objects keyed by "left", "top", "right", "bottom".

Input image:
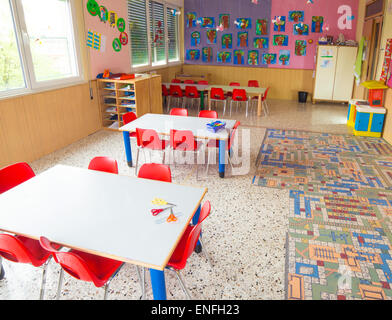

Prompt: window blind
[
  {"left": 149, "top": 1, "right": 165, "bottom": 65},
  {"left": 167, "top": 7, "right": 179, "bottom": 62},
  {"left": 128, "top": 0, "right": 149, "bottom": 67}
]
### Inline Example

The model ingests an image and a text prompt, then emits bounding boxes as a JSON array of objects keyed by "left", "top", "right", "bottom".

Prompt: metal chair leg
[
  {"left": 56, "top": 268, "right": 64, "bottom": 300},
  {"left": 199, "top": 238, "right": 213, "bottom": 268},
  {"left": 170, "top": 268, "right": 192, "bottom": 299},
  {"left": 39, "top": 259, "right": 50, "bottom": 300},
  {"left": 135, "top": 148, "right": 140, "bottom": 175},
  {"left": 103, "top": 283, "right": 110, "bottom": 300}
]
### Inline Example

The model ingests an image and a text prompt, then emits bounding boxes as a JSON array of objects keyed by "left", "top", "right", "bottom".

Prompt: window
[
  {"left": 128, "top": 0, "right": 180, "bottom": 70},
  {"left": 0, "top": 0, "right": 82, "bottom": 96}
]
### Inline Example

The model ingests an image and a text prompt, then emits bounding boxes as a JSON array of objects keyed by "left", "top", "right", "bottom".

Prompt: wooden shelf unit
[{"left": 97, "top": 75, "right": 162, "bottom": 131}]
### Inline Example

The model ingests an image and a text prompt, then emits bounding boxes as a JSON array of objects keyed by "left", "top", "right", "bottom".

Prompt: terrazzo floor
[{"left": 0, "top": 99, "right": 352, "bottom": 300}]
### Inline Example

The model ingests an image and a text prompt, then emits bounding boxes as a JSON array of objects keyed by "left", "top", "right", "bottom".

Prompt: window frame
[
  {"left": 129, "top": 0, "right": 181, "bottom": 72},
  {"left": 0, "top": 0, "right": 84, "bottom": 99}
]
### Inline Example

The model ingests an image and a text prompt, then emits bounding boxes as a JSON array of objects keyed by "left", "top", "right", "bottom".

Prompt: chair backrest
[
  {"left": 228, "top": 121, "right": 241, "bottom": 150},
  {"left": 170, "top": 108, "right": 188, "bottom": 116},
  {"left": 185, "top": 86, "right": 199, "bottom": 98},
  {"left": 170, "top": 129, "right": 195, "bottom": 151},
  {"left": 232, "top": 89, "right": 247, "bottom": 101},
  {"left": 210, "top": 87, "right": 225, "bottom": 100},
  {"left": 122, "top": 111, "right": 137, "bottom": 125},
  {"left": 171, "top": 79, "right": 181, "bottom": 83},
  {"left": 184, "top": 80, "right": 195, "bottom": 84},
  {"left": 161, "top": 85, "right": 169, "bottom": 96},
  {"left": 0, "top": 234, "right": 36, "bottom": 265},
  {"left": 262, "top": 87, "right": 270, "bottom": 100},
  {"left": 138, "top": 163, "right": 172, "bottom": 182},
  {"left": 39, "top": 237, "right": 99, "bottom": 286},
  {"left": 88, "top": 157, "right": 119, "bottom": 174},
  {"left": 197, "top": 201, "right": 211, "bottom": 224},
  {"left": 248, "top": 80, "right": 259, "bottom": 87},
  {"left": 197, "top": 80, "right": 209, "bottom": 85},
  {"left": 229, "top": 82, "right": 240, "bottom": 86},
  {"left": 169, "top": 85, "right": 183, "bottom": 97},
  {"left": 136, "top": 128, "right": 161, "bottom": 148},
  {"left": 0, "top": 162, "right": 35, "bottom": 194},
  {"left": 177, "top": 223, "right": 203, "bottom": 267},
  {"left": 198, "top": 110, "right": 218, "bottom": 119}
]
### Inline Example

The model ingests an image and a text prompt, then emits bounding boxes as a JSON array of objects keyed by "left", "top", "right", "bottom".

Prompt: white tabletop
[
  {"left": 119, "top": 113, "right": 237, "bottom": 141},
  {"left": 0, "top": 165, "right": 207, "bottom": 270}
]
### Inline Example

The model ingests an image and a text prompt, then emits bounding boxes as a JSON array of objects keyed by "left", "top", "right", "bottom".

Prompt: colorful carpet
[{"left": 253, "top": 129, "right": 392, "bottom": 300}]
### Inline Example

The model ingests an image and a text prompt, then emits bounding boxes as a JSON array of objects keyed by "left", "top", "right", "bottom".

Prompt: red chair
[
  {"left": 226, "top": 82, "right": 241, "bottom": 99},
  {"left": 161, "top": 85, "right": 169, "bottom": 111},
  {"left": 165, "top": 201, "right": 212, "bottom": 299},
  {"left": 230, "top": 89, "right": 250, "bottom": 117},
  {"left": 137, "top": 163, "right": 172, "bottom": 182},
  {"left": 0, "top": 162, "right": 35, "bottom": 194},
  {"left": 170, "top": 129, "right": 204, "bottom": 180},
  {"left": 209, "top": 87, "right": 227, "bottom": 115},
  {"left": 122, "top": 111, "right": 138, "bottom": 138},
  {"left": 183, "top": 86, "right": 200, "bottom": 111},
  {"left": 171, "top": 79, "right": 181, "bottom": 83},
  {"left": 168, "top": 85, "right": 184, "bottom": 109},
  {"left": 197, "top": 80, "right": 209, "bottom": 85},
  {"left": 184, "top": 80, "right": 195, "bottom": 84},
  {"left": 39, "top": 236, "right": 133, "bottom": 300},
  {"left": 198, "top": 110, "right": 218, "bottom": 119},
  {"left": 135, "top": 128, "right": 168, "bottom": 175},
  {"left": 170, "top": 108, "right": 188, "bottom": 116},
  {"left": 261, "top": 87, "right": 270, "bottom": 116},
  {"left": 88, "top": 157, "right": 119, "bottom": 174},
  {"left": 248, "top": 80, "right": 260, "bottom": 87}
]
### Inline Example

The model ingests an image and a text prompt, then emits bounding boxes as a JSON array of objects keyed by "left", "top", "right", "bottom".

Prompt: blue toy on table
[{"left": 206, "top": 120, "right": 226, "bottom": 133}]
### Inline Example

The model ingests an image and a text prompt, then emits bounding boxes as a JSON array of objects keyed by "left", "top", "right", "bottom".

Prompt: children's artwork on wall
[
  {"left": 295, "top": 40, "right": 307, "bottom": 56},
  {"left": 256, "top": 19, "right": 268, "bottom": 35},
  {"left": 187, "top": 12, "right": 197, "bottom": 27},
  {"left": 99, "top": 6, "right": 108, "bottom": 23},
  {"left": 198, "top": 17, "right": 215, "bottom": 28},
  {"left": 119, "top": 32, "right": 128, "bottom": 45},
  {"left": 262, "top": 53, "right": 277, "bottom": 64},
  {"left": 202, "top": 47, "right": 213, "bottom": 62},
  {"left": 273, "top": 16, "right": 286, "bottom": 32},
  {"left": 235, "top": 18, "right": 252, "bottom": 30},
  {"left": 254, "top": 37, "right": 269, "bottom": 49},
  {"left": 186, "top": 49, "right": 201, "bottom": 61},
  {"left": 248, "top": 50, "right": 259, "bottom": 66},
  {"left": 288, "top": 11, "right": 304, "bottom": 22},
  {"left": 109, "top": 11, "right": 117, "bottom": 28},
  {"left": 234, "top": 50, "right": 245, "bottom": 65},
  {"left": 279, "top": 50, "right": 290, "bottom": 65},
  {"left": 117, "top": 18, "right": 126, "bottom": 32},
  {"left": 217, "top": 51, "right": 232, "bottom": 63},
  {"left": 219, "top": 14, "right": 230, "bottom": 30},
  {"left": 337, "top": 5, "right": 353, "bottom": 30},
  {"left": 387, "top": 58, "right": 392, "bottom": 88},
  {"left": 86, "top": 0, "right": 100, "bottom": 16},
  {"left": 153, "top": 21, "right": 164, "bottom": 46},
  {"left": 191, "top": 31, "right": 201, "bottom": 46},
  {"left": 112, "top": 38, "right": 121, "bottom": 52},
  {"left": 294, "top": 23, "right": 309, "bottom": 35},
  {"left": 311, "top": 16, "right": 324, "bottom": 33},
  {"left": 87, "top": 29, "right": 106, "bottom": 52},
  {"left": 380, "top": 39, "right": 392, "bottom": 82},
  {"left": 206, "top": 29, "right": 217, "bottom": 44},
  {"left": 273, "top": 35, "right": 288, "bottom": 46},
  {"left": 222, "top": 34, "right": 233, "bottom": 49},
  {"left": 238, "top": 32, "right": 248, "bottom": 47}
]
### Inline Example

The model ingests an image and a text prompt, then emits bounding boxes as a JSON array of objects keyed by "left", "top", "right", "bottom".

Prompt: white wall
[{"left": 167, "top": 0, "right": 183, "bottom": 7}]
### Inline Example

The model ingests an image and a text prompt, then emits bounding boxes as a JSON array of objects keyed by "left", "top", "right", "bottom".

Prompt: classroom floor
[{"left": 0, "top": 99, "right": 354, "bottom": 300}]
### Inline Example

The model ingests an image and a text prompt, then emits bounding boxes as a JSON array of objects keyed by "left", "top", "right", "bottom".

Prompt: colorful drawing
[
  {"left": 273, "top": 16, "right": 286, "bottom": 32},
  {"left": 279, "top": 50, "right": 291, "bottom": 66},
  {"left": 202, "top": 47, "right": 213, "bottom": 63},
  {"left": 289, "top": 11, "right": 304, "bottom": 22},
  {"left": 99, "top": 6, "right": 108, "bottom": 22},
  {"left": 217, "top": 51, "right": 232, "bottom": 63},
  {"left": 87, "top": 29, "right": 106, "bottom": 52},
  {"left": 238, "top": 32, "right": 248, "bottom": 47},
  {"left": 119, "top": 32, "right": 128, "bottom": 45},
  {"left": 206, "top": 29, "right": 217, "bottom": 44},
  {"left": 222, "top": 34, "right": 232, "bottom": 49},
  {"left": 381, "top": 39, "right": 392, "bottom": 82},
  {"left": 262, "top": 53, "right": 277, "bottom": 64},
  {"left": 186, "top": 12, "right": 197, "bottom": 28},
  {"left": 248, "top": 50, "right": 259, "bottom": 66},
  {"left": 294, "top": 23, "right": 309, "bottom": 35},
  {"left": 312, "top": 16, "right": 324, "bottom": 33},
  {"left": 117, "top": 18, "right": 126, "bottom": 32},
  {"left": 109, "top": 11, "right": 117, "bottom": 28},
  {"left": 234, "top": 50, "right": 245, "bottom": 65},
  {"left": 112, "top": 38, "right": 121, "bottom": 52},
  {"left": 254, "top": 37, "right": 268, "bottom": 49},
  {"left": 235, "top": 18, "right": 252, "bottom": 30},
  {"left": 295, "top": 40, "right": 307, "bottom": 56},
  {"left": 256, "top": 19, "right": 268, "bottom": 35},
  {"left": 86, "top": 0, "right": 100, "bottom": 16},
  {"left": 186, "top": 49, "right": 200, "bottom": 61},
  {"left": 219, "top": 14, "right": 230, "bottom": 30},
  {"left": 191, "top": 31, "right": 201, "bottom": 46},
  {"left": 273, "top": 35, "right": 288, "bottom": 46},
  {"left": 198, "top": 17, "right": 215, "bottom": 28}
]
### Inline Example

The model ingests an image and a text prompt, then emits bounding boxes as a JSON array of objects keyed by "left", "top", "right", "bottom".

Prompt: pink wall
[
  {"left": 269, "top": 0, "right": 358, "bottom": 69},
  {"left": 83, "top": 0, "right": 131, "bottom": 78}
]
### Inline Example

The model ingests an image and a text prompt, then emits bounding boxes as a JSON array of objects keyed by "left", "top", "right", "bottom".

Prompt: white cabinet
[{"left": 313, "top": 45, "right": 358, "bottom": 103}]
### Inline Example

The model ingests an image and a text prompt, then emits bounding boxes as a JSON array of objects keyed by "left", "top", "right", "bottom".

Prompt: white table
[
  {"left": 119, "top": 113, "right": 238, "bottom": 178},
  {"left": 0, "top": 165, "right": 207, "bottom": 300}
]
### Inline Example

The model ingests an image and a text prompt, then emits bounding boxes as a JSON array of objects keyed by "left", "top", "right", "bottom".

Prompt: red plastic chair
[
  {"left": 197, "top": 80, "right": 209, "bottom": 85},
  {"left": 137, "top": 163, "right": 172, "bottom": 182},
  {"left": 170, "top": 108, "right": 188, "bottom": 117},
  {"left": 209, "top": 87, "right": 227, "bottom": 115},
  {"left": 261, "top": 87, "right": 270, "bottom": 116},
  {"left": 171, "top": 79, "right": 181, "bottom": 83},
  {"left": 226, "top": 82, "right": 240, "bottom": 99},
  {"left": 39, "top": 236, "right": 128, "bottom": 300},
  {"left": 135, "top": 128, "right": 168, "bottom": 175},
  {"left": 122, "top": 111, "right": 138, "bottom": 138},
  {"left": 248, "top": 80, "right": 260, "bottom": 87},
  {"left": 166, "top": 201, "right": 212, "bottom": 299},
  {"left": 183, "top": 86, "right": 200, "bottom": 111},
  {"left": 168, "top": 85, "right": 184, "bottom": 109},
  {"left": 0, "top": 162, "right": 35, "bottom": 194},
  {"left": 162, "top": 85, "right": 169, "bottom": 110},
  {"left": 198, "top": 110, "right": 218, "bottom": 119},
  {"left": 184, "top": 80, "right": 195, "bottom": 84},
  {"left": 88, "top": 157, "right": 119, "bottom": 174},
  {"left": 230, "top": 89, "right": 250, "bottom": 117}
]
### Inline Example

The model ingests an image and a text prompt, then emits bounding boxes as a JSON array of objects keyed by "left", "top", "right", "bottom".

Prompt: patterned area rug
[{"left": 253, "top": 129, "right": 392, "bottom": 300}]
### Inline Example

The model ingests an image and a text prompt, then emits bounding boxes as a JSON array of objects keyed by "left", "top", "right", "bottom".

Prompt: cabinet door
[
  {"left": 370, "top": 113, "right": 385, "bottom": 133},
  {"left": 332, "top": 47, "right": 358, "bottom": 102},
  {"left": 355, "top": 112, "right": 370, "bottom": 131},
  {"left": 313, "top": 46, "right": 338, "bottom": 100}
]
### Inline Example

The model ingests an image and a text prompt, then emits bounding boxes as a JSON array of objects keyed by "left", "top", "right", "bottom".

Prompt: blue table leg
[
  {"left": 192, "top": 205, "right": 202, "bottom": 253},
  {"left": 219, "top": 140, "right": 226, "bottom": 178},
  {"left": 122, "top": 131, "right": 133, "bottom": 167},
  {"left": 150, "top": 269, "right": 167, "bottom": 300}
]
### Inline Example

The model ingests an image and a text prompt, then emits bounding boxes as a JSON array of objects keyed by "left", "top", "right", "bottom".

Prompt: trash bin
[{"left": 298, "top": 91, "right": 308, "bottom": 103}]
